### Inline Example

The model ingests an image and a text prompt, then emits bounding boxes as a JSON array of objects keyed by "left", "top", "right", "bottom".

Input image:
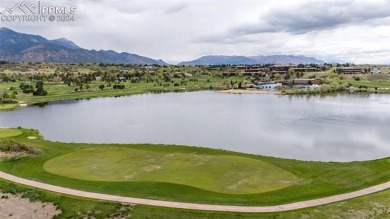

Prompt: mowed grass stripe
[{"left": 43, "top": 147, "right": 297, "bottom": 194}]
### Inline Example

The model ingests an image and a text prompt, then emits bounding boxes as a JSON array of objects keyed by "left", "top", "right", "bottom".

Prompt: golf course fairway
[{"left": 2, "top": 128, "right": 390, "bottom": 206}]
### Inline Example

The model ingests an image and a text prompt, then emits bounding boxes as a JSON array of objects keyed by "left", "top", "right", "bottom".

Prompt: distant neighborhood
[
  {"left": 0, "top": 27, "right": 388, "bottom": 97},
  {"left": 215, "top": 63, "right": 377, "bottom": 92},
  {"left": 1, "top": 61, "right": 389, "bottom": 110}
]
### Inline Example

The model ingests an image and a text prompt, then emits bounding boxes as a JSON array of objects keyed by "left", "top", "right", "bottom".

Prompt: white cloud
[
  {"left": 230, "top": 0, "right": 390, "bottom": 35},
  {"left": 1, "top": 0, "right": 390, "bottom": 63}
]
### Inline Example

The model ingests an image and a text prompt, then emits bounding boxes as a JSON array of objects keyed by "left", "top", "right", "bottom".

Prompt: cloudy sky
[{"left": 2, "top": 0, "right": 390, "bottom": 64}]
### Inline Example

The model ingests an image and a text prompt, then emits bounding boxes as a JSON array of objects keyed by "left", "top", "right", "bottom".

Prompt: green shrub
[
  {"left": 0, "top": 99, "right": 18, "bottom": 104},
  {"left": 0, "top": 139, "right": 39, "bottom": 155}
]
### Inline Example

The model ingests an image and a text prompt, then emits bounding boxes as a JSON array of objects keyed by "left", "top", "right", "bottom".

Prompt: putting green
[
  {"left": 0, "top": 129, "right": 23, "bottom": 138},
  {"left": 44, "top": 147, "right": 297, "bottom": 194}
]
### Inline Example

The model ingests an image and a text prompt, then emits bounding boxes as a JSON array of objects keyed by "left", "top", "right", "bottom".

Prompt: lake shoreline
[
  {"left": 2, "top": 91, "right": 389, "bottom": 162},
  {"left": 217, "top": 89, "right": 280, "bottom": 95}
]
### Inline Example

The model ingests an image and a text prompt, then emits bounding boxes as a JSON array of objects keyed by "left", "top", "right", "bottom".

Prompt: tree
[
  {"left": 19, "top": 83, "right": 34, "bottom": 94},
  {"left": 1, "top": 90, "right": 8, "bottom": 99},
  {"left": 35, "top": 80, "right": 44, "bottom": 89},
  {"left": 99, "top": 84, "right": 105, "bottom": 90},
  {"left": 288, "top": 68, "right": 295, "bottom": 78},
  {"left": 113, "top": 84, "right": 125, "bottom": 89},
  {"left": 33, "top": 80, "right": 48, "bottom": 96}
]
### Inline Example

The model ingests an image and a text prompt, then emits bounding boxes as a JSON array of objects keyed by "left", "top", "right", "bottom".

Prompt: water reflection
[{"left": 1, "top": 91, "right": 389, "bottom": 162}]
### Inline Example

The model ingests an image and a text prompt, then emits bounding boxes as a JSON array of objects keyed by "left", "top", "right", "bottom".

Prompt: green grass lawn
[
  {"left": 43, "top": 147, "right": 296, "bottom": 194},
  {"left": 0, "top": 76, "right": 238, "bottom": 108},
  {"left": 342, "top": 79, "right": 390, "bottom": 89},
  {"left": 2, "top": 69, "right": 390, "bottom": 218},
  {"left": 0, "top": 103, "right": 19, "bottom": 111},
  {"left": 2, "top": 128, "right": 390, "bottom": 218},
  {"left": 2, "top": 73, "right": 390, "bottom": 112},
  {"left": 2, "top": 177, "right": 390, "bottom": 219},
  {"left": 1, "top": 128, "right": 390, "bottom": 207},
  {"left": 0, "top": 128, "right": 22, "bottom": 138}
]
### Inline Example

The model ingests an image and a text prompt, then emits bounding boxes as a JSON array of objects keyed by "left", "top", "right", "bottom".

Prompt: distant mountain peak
[
  {"left": 179, "top": 55, "right": 257, "bottom": 65},
  {"left": 180, "top": 54, "right": 324, "bottom": 65},
  {"left": 49, "top": 37, "right": 81, "bottom": 50},
  {"left": 0, "top": 27, "right": 13, "bottom": 32},
  {"left": 0, "top": 27, "right": 166, "bottom": 65},
  {"left": 53, "top": 37, "right": 72, "bottom": 43}
]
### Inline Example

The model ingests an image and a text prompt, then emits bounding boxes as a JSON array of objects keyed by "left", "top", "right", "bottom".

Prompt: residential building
[
  {"left": 256, "top": 83, "right": 282, "bottom": 90},
  {"left": 336, "top": 67, "right": 366, "bottom": 74}
]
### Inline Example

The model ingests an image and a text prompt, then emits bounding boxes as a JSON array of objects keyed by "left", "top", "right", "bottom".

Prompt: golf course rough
[{"left": 43, "top": 147, "right": 297, "bottom": 194}]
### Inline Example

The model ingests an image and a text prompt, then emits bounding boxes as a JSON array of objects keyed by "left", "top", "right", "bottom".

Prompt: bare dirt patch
[
  {"left": 0, "top": 193, "right": 61, "bottom": 219},
  {"left": 0, "top": 151, "right": 27, "bottom": 159}
]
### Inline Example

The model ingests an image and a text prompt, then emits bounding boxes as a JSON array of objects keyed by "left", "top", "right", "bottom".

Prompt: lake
[{"left": 1, "top": 91, "right": 389, "bottom": 162}]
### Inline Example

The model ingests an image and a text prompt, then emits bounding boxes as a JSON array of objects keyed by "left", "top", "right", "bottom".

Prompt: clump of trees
[
  {"left": 33, "top": 81, "right": 47, "bottom": 96},
  {"left": 19, "top": 81, "right": 47, "bottom": 96},
  {"left": 113, "top": 84, "right": 125, "bottom": 89},
  {"left": 1, "top": 88, "right": 17, "bottom": 101},
  {"left": 19, "top": 83, "right": 34, "bottom": 94}
]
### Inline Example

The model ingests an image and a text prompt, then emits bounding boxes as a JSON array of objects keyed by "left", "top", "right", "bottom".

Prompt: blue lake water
[{"left": 1, "top": 91, "right": 390, "bottom": 162}]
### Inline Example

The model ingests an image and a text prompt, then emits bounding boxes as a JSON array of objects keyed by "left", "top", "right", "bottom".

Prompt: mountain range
[
  {"left": 0, "top": 27, "right": 326, "bottom": 65},
  {"left": 178, "top": 55, "right": 324, "bottom": 65},
  {"left": 0, "top": 27, "right": 166, "bottom": 65}
]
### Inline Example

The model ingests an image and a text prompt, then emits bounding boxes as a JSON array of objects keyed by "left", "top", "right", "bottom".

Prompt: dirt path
[{"left": 1, "top": 171, "right": 389, "bottom": 213}]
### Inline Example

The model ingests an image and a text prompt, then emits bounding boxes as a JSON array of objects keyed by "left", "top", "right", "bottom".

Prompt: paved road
[{"left": 1, "top": 171, "right": 389, "bottom": 213}]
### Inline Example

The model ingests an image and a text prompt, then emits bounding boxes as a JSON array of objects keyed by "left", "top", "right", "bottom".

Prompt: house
[
  {"left": 293, "top": 67, "right": 320, "bottom": 73},
  {"left": 258, "top": 75, "right": 271, "bottom": 82},
  {"left": 270, "top": 65, "right": 296, "bottom": 74},
  {"left": 118, "top": 76, "right": 126, "bottom": 82},
  {"left": 336, "top": 67, "right": 365, "bottom": 74},
  {"left": 292, "top": 78, "right": 322, "bottom": 85},
  {"left": 372, "top": 68, "right": 381, "bottom": 74},
  {"left": 237, "top": 66, "right": 247, "bottom": 71},
  {"left": 243, "top": 70, "right": 261, "bottom": 76},
  {"left": 242, "top": 67, "right": 270, "bottom": 76},
  {"left": 256, "top": 83, "right": 282, "bottom": 90}
]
